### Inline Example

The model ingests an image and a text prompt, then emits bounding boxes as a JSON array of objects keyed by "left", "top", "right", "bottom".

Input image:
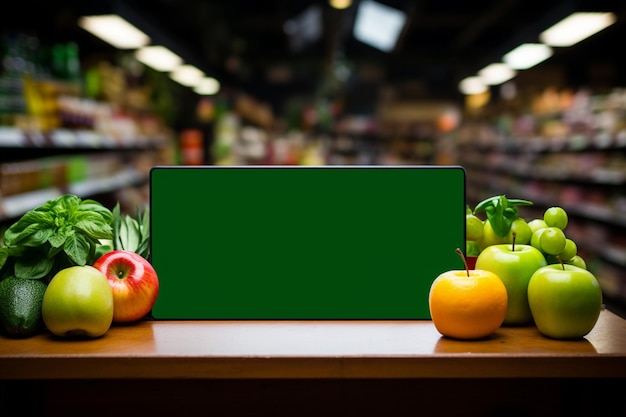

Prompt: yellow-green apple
[
  {"left": 42, "top": 265, "right": 114, "bottom": 338},
  {"left": 476, "top": 219, "right": 507, "bottom": 251},
  {"left": 528, "top": 264, "right": 602, "bottom": 339},
  {"left": 475, "top": 243, "right": 547, "bottom": 325},
  {"left": 93, "top": 249, "right": 159, "bottom": 323}
]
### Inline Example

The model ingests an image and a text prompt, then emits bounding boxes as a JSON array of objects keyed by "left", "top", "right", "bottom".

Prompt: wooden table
[{"left": 2, "top": 309, "right": 625, "bottom": 416}]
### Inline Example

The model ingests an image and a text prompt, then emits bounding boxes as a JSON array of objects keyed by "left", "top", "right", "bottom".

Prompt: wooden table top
[{"left": 1, "top": 309, "right": 625, "bottom": 380}]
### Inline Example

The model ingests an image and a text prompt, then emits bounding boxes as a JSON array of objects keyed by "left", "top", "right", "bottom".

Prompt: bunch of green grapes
[{"left": 528, "top": 206, "right": 587, "bottom": 269}]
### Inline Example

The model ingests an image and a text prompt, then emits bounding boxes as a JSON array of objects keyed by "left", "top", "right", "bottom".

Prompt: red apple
[{"left": 93, "top": 250, "right": 159, "bottom": 323}]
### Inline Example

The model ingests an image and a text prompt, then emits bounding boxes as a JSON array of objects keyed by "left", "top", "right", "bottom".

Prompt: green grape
[
  {"left": 506, "top": 218, "right": 532, "bottom": 245},
  {"left": 527, "top": 218, "right": 548, "bottom": 234},
  {"left": 544, "top": 206, "right": 568, "bottom": 230},
  {"left": 567, "top": 255, "right": 587, "bottom": 269},
  {"left": 530, "top": 227, "right": 547, "bottom": 251},
  {"left": 466, "top": 214, "right": 484, "bottom": 241},
  {"left": 539, "top": 227, "right": 567, "bottom": 255},
  {"left": 558, "top": 238, "right": 577, "bottom": 261}
]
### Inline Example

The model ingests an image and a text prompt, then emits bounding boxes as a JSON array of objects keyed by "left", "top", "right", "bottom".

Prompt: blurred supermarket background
[{"left": 1, "top": 0, "right": 625, "bottom": 313}]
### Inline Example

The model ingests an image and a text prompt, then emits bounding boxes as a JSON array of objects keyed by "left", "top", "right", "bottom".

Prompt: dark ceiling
[{"left": 6, "top": 0, "right": 626, "bottom": 118}]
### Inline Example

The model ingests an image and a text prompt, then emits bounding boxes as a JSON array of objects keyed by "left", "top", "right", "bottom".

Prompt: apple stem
[
  {"left": 511, "top": 231, "right": 517, "bottom": 251},
  {"left": 456, "top": 247, "right": 470, "bottom": 277},
  {"left": 557, "top": 255, "right": 565, "bottom": 271}
]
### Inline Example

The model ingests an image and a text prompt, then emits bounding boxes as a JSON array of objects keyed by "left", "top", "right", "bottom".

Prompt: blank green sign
[{"left": 150, "top": 166, "right": 466, "bottom": 319}]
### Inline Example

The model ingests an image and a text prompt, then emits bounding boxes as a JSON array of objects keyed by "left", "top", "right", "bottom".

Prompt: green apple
[
  {"left": 42, "top": 266, "right": 114, "bottom": 338},
  {"left": 475, "top": 244, "right": 547, "bottom": 325},
  {"left": 528, "top": 264, "right": 602, "bottom": 339}
]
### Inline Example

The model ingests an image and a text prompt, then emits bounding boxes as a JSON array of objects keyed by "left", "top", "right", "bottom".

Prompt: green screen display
[{"left": 150, "top": 166, "right": 466, "bottom": 319}]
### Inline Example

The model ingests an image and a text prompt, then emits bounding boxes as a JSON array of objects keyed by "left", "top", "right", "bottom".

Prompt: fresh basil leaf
[
  {"left": 473, "top": 195, "right": 502, "bottom": 213},
  {"left": 34, "top": 197, "right": 58, "bottom": 213},
  {"left": 507, "top": 199, "right": 534, "bottom": 207},
  {"left": 74, "top": 215, "right": 113, "bottom": 240},
  {"left": 486, "top": 198, "right": 508, "bottom": 237},
  {"left": 2, "top": 194, "right": 118, "bottom": 281},
  {"left": 64, "top": 233, "right": 89, "bottom": 266},
  {"left": 4, "top": 223, "right": 41, "bottom": 246},
  {"left": 7, "top": 246, "right": 25, "bottom": 257},
  {"left": 79, "top": 199, "right": 113, "bottom": 223},
  {"left": 53, "top": 195, "right": 80, "bottom": 218},
  {"left": 48, "top": 225, "right": 70, "bottom": 248},
  {"left": 23, "top": 228, "right": 54, "bottom": 247},
  {"left": 14, "top": 249, "right": 54, "bottom": 279},
  {"left": 10, "top": 209, "right": 53, "bottom": 230},
  {"left": 504, "top": 206, "right": 518, "bottom": 218}
]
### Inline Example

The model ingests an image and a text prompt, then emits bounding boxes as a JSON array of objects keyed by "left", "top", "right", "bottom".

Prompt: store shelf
[
  {"left": 459, "top": 129, "right": 626, "bottom": 308},
  {"left": 0, "top": 169, "right": 147, "bottom": 220},
  {"left": 455, "top": 85, "right": 626, "bottom": 309},
  {"left": 0, "top": 126, "right": 169, "bottom": 150}
]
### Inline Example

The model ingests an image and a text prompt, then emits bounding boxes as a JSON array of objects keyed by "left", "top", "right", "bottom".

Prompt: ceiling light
[
  {"left": 503, "top": 43, "right": 553, "bottom": 70},
  {"left": 478, "top": 63, "right": 517, "bottom": 85},
  {"left": 78, "top": 15, "right": 150, "bottom": 49},
  {"left": 540, "top": 12, "right": 616, "bottom": 47},
  {"left": 285, "top": 5, "right": 322, "bottom": 52},
  {"left": 353, "top": 0, "right": 407, "bottom": 52},
  {"left": 170, "top": 65, "right": 205, "bottom": 87},
  {"left": 329, "top": 0, "right": 352, "bottom": 9},
  {"left": 135, "top": 46, "right": 183, "bottom": 72},
  {"left": 459, "top": 77, "right": 487, "bottom": 95},
  {"left": 194, "top": 77, "right": 221, "bottom": 95}
]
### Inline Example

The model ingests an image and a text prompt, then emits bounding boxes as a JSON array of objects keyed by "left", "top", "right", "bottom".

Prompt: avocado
[{"left": 0, "top": 276, "right": 48, "bottom": 338}]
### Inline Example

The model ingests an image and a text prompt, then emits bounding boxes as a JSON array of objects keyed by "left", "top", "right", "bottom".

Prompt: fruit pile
[
  {"left": 448, "top": 194, "right": 604, "bottom": 340},
  {"left": 466, "top": 195, "right": 585, "bottom": 268},
  {"left": 0, "top": 194, "right": 159, "bottom": 339}
]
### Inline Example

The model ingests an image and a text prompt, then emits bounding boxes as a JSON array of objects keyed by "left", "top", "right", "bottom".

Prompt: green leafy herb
[
  {"left": 0, "top": 194, "right": 113, "bottom": 282},
  {"left": 472, "top": 195, "right": 533, "bottom": 238},
  {"left": 111, "top": 203, "right": 150, "bottom": 260}
]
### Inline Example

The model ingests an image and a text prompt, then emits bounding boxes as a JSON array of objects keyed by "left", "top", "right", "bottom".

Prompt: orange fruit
[{"left": 429, "top": 268, "right": 508, "bottom": 340}]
